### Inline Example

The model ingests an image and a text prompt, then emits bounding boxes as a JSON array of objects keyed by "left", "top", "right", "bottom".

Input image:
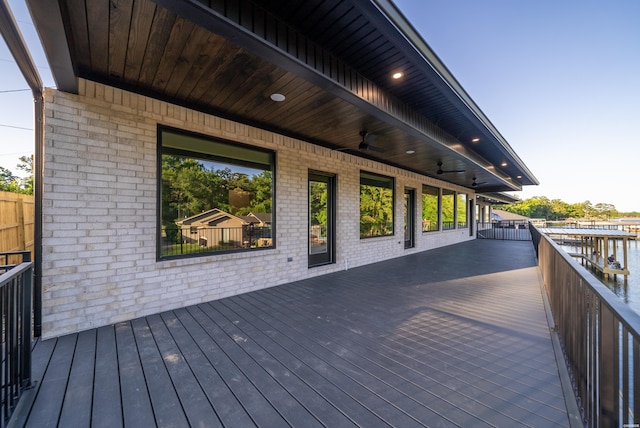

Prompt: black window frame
[
  {"left": 421, "top": 184, "right": 440, "bottom": 232},
  {"left": 359, "top": 170, "right": 395, "bottom": 239},
  {"left": 157, "top": 126, "right": 276, "bottom": 260}
]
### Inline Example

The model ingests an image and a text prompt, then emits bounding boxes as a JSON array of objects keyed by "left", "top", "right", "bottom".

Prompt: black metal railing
[
  {"left": 442, "top": 221, "right": 455, "bottom": 230},
  {"left": 546, "top": 222, "right": 620, "bottom": 230},
  {"left": 161, "top": 225, "right": 273, "bottom": 258},
  {"left": 0, "top": 251, "right": 32, "bottom": 275},
  {"left": 530, "top": 224, "right": 640, "bottom": 427},
  {"left": 421, "top": 220, "right": 438, "bottom": 232},
  {"left": 0, "top": 251, "right": 33, "bottom": 426},
  {"left": 477, "top": 221, "right": 532, "bottom": 241}
]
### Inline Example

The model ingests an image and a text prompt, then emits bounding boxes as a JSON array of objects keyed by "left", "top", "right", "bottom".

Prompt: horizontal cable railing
[
  {"left": 0, "top": 252, "right": 32, "bottom": 427},
  {"left": 477, "top": 221, "right": 532, "bottom": 241},
  {"left": 531, "top": 224, "right": 640, "bottom": 427},
  {"left": 161, "top": 225, "right": 273, "bottom": 257}
]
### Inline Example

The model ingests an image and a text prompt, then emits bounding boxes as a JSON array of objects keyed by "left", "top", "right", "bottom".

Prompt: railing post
[
  {"left": 21, "top": 264, "right": 32, "bottom": 387},
  {"left": 598, "top": 306, "right": 617, "bottom": 426}
]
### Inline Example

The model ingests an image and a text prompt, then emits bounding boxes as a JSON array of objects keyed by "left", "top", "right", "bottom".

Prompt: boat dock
[{"left": 539, "top": 227, "right": 635, "bottom": 279}]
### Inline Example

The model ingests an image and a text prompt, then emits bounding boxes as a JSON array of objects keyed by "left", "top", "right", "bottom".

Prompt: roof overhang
[
  {"left": 476, "top": 192, "right": 521, "bottom": 205},
  {"left": 26, "top": 0, "right": 538, "bottom": 193}
]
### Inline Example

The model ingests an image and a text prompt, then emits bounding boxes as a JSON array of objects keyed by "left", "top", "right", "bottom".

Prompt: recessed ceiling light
[
  {"left": 270, "top": 93, "right": 285, "bottom": 102},
  {"left": 405, "top": 150, "right": 415, "bottom": 154},
  {"left": 501, "top": 161, "right": 508, "bottom": 167},
  {"left": 392, "top": 72, "right": 403, "bottom": 79},
  {"left": 471, "top": 137, "right": 480, "bottom": 143},
  {"left": 517, "top": 175, "right": 522, "bottom": 179}
]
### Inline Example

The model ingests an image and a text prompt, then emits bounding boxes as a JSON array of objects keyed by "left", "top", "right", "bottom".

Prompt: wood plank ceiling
[{"left": 40, "top": 0, "right": 537, "bottom": 192}]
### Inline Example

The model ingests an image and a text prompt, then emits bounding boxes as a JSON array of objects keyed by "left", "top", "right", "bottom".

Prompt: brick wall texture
[{"left": 41, "top": 79, "right": 475, "bottom": 338}]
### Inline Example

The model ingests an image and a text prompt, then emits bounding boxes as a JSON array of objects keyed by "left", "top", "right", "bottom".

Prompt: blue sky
[{"left": 1, "top": 0, "right": 639, "bottom": 212}]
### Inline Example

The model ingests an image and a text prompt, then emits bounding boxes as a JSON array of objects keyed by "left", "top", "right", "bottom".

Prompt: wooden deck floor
[{"left": 11, "top": 240, "right": 576, "bottom": 427}]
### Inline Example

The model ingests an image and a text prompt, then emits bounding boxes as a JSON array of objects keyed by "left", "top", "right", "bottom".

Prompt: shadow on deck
[{"left": 11, "top": 240, "right": 575, "bottom": 427}]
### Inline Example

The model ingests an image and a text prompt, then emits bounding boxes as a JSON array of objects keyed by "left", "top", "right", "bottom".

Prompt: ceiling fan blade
[
  {"left": 436, "top": 161, "right": 464, "bottom": 174},
  {"left": 366, "top": 144, "right": 386, "bottom": 153},
  {"left": 358, "top": 131, "right": 385, "bottom": 152},
  {"left": 472, "top": 177, "right": 488, "bottom": 187},
  {"left": 437, "top": 168, "right": 465, "bottom": 174}
]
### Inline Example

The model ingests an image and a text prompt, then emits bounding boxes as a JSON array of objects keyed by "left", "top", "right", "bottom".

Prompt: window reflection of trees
[{"left": 360, "top": 172, "right": 394, "bottom": 238}]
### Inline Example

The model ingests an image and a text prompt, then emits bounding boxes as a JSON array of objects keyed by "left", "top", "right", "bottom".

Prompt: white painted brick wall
[{"left": 41, "top": 79, "right": 475, "bottom": 338}]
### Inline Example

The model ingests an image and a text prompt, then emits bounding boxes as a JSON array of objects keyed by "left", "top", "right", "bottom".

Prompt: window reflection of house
[
  {"left": 240, "top": 213, "right": 273, "bottom": 247},
  {"left": 491, "top": 209, "right": 532, "bottom": 229},
  {"left": 178, "top": 209, "right": 272, "bottom": 249}
]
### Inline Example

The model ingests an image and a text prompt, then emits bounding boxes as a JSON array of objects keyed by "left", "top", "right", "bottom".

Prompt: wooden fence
[{"left": 0, "top": 191, "right": 34, "bottom": 258}]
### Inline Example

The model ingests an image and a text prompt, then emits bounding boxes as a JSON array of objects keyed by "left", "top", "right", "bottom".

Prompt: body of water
[{"left": 562, "top": 240, "right": 640, "bottom": 315}]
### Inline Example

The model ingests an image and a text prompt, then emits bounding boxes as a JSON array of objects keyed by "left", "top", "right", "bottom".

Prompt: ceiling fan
[
  {"left": 472, "top": 177, "right": 488, "bottom": 187},
  {"left": 358, "top": 130, "right": 385, "bottom": 153},
  {"left": 436, "top": 161, "right": 465, "bottom": 175}
]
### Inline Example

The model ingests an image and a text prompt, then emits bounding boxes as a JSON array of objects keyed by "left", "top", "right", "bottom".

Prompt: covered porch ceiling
[{"left": 27, "top": 0, "right": 538, "bottom": 193}]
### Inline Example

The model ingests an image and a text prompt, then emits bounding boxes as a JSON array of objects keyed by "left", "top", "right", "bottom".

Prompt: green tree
[
  {"left": 421, "top": 192, "right": 438, "bottom": 230},
  {"left": 0, "top": 166, "right": 17, "bottom": 187},
  {"left": 594, "top": 203, "right": 617, "bottom": 219},
  {"left": 360, "top": 184, "right": 393, "bottom": 236},
  {"left": 498, "top": 197, "right": 623, "bottom": 221},
  {"left": 441, "top": 192, "right": 455, "bottom": 224},
  {"left": 309, "top": 180, "right": 327, "bottom": 228},
  {"left": 0, "top": 155, "right": 33, "bottom": 194}
]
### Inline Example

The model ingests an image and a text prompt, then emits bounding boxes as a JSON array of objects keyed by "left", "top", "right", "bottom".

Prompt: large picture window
[
  {"left": 421, "top": 185, "right": 440, "bottom": 232},
  {"left": 442, "top": 189, "right": 455, "bottom": 230},
  {"left": 360, "top": 171, "right": 394, "bottom": 238},
  {"left": 159, "top": 128, "right": 274, "bottom": 259}
]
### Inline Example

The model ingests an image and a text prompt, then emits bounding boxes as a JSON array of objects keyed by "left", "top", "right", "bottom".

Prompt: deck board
[
  {"left": 160, "top": 309, "right": 248, "bottom": 427},
  {"left": 207, "top": 302, "right": 362, "bottom": 427},
  {"left": 25, "top": 334, "right": 76, "bottom": 427},
  {"left": 92, "top": 325, "right": 123, "bottom": 428},
  {"left": 130, "top": 317, "right": 190, "bottom": 427},
  {"left": 146, "top": 313, "right": 222, "bottom": 427},
  {"left": 11, "top": 240, "right": 575, "bottom": 427},
  {"left": 188, "top": 304, "right": 319, "bottom": 427},
  {"left": 178, "top": 306, "right": 288, "bottom": 426},
  {"left": 58, "top": 329, "right": 96, "bottom": 427},
  {"left": 225, "top": 295, "right": 447, "bottom": 427},
  {"left": 115, "top": 322, "right": 156, "bottom": 427}
]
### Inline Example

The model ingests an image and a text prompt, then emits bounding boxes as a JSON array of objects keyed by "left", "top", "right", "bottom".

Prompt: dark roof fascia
[
  {"left": 477, "top": 192, "right": 521, "bottom": 205},
  {"left": 365, "top": 0, "right": 539, "bottom": 185},
  {"left": 0, "top": 0, "right": 42, "bottom": 96},
  {"left": 25, "top": 0, "right": 77, "bottom": 93}
]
